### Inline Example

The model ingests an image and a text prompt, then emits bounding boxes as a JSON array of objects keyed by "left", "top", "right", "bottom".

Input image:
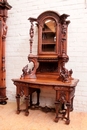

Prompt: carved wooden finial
[
  {"left": 28, "top": 17, "right": 37, "bottom": 54},
  {"left": 29, "top": 21, "right": 34, "bottom": 53}
]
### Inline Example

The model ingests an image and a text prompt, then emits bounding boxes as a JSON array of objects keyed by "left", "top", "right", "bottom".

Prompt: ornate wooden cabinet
[
  {"left": 22, "top": 10, "right": 72, "bottom": 82},
  {"left": 0, "top": 0, "right": 12, "bottom": 104},
  {"left": 12, "top": 11, "right": 79, "bottom": 124}
]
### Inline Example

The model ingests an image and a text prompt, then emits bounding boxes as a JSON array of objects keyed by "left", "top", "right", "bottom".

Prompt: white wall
[{"left": 6, "top": 0, "right": 87, "bottom": 112}]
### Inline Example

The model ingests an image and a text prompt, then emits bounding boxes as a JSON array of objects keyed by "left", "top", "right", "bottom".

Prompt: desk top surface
[{"left": 12, "top": 75, "right": 79, "bottom": 87}]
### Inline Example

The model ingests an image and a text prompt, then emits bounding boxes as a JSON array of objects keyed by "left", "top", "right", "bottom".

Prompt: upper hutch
[{"left": 21, "top": 10, "right": 72, "bottom": 82}]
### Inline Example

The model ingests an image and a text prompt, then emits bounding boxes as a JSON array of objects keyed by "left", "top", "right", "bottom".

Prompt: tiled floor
[{"left": 0, "top": 102, "right": 87, "bottom": 130}]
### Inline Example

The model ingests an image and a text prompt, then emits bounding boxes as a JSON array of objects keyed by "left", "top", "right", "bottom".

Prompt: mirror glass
[
  {"left": 43, "top": 19, "right": 56, "bottom": 32},
  {"left": 42, "top": 19, "right": 56, "bottom": 52}
]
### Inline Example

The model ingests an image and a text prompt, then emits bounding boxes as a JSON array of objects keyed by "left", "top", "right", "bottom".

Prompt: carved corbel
[
  {"left": 62, "top": 21, "right": 67, "bottom": 36},
  {"left": 58, "top": 53, "right": 73, "bottom": 82},
  {"left": 20, "top": 54, "right": 39, "bottom": 79},
  {"left": 58, "top": 35, "right": 73, "bottom": 82}
]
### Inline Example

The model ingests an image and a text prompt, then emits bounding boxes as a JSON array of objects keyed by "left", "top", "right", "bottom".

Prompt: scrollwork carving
[
  {"left": 20, "top": 54, "right": 39, "bottom": 79},
  {"left": 58, "top": 53, "right": 73, "bottom": 82}
]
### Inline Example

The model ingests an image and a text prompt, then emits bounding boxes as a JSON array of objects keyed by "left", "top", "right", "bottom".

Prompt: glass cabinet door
[{"left": 41, "top": 19, "right": 56, "bottom": 53}]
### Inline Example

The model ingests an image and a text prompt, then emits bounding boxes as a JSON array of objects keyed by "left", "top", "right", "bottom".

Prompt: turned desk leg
[
  {"left": 30, "top": 94, "right": 32, "bottom": 106},
  {"left": 36, "top": 89, "right": 40, "bottom": 105},
  {"left": 25, "top": 95, "right": 29, "bottom": 116},
  {"left": 66, "top": 102, "right": 70, "bottom": 124},
  {"left": 70, "top": 97, "right": 74, "bottom": 111},
  {"left": 16, "top": 94, "right": 20, "bottom": 114},
  {"left": 54, "top": 101, "right": 60, "bottom": 122}
]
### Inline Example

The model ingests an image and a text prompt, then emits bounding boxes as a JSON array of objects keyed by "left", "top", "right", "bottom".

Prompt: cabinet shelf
[
  {"left": 42, "top": 32, "right": 56, "bottom": 45},
  {"left": 42, "top": 30, "right": 55, "bottom": 33},
  {"left": 42, "top": 38, "right": 56, "bottom": 43},
  {"left": 42, "top": 43, "right": 56, "bottom": 44},
  {"left": 42, "top": 44, "right": 56, "bottom": 52}
]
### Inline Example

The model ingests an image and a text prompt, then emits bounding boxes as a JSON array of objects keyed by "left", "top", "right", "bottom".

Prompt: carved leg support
[
  {"left": 65, "top": 102, "right": 70, "bottom": 125},
  {"left": 36, "top": 89, "right": 40, "bottom": 105},
  {"left": 70, "top": 97, "right": 74, "bottom": 111},
  {"left": 16, "top": 94, "right": 20, "bottom": 114},
  {"left": 30, "top": 93, "right": 32, "bottom": 106},
  {"left": 54, "top": 101, "right": 60, "bottom": 122},
  {"left": 25, "top": 96, "right": 29, "bottom": 116}
]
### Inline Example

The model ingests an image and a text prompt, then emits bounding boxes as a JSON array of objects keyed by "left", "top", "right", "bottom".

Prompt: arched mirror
[{"left": 42, "top": 19, "right": 56, "bottom": 52}]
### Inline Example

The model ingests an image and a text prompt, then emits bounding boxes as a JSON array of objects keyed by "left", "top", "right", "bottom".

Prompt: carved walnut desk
[
  {"left": 12, "top": 11, "right": 79, "bottom": 124},
  {"left": 12, "top": 76, "right": 79, "bottom": 124}
]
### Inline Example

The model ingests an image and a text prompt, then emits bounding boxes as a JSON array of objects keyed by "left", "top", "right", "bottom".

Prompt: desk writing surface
[{"left": 12, "top": 77, "right": 79, "bottom": 87}]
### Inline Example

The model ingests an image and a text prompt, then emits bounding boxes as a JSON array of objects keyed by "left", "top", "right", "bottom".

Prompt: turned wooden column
[{"left": 0, "top": 0, "right": 12, "bottom": 104}]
